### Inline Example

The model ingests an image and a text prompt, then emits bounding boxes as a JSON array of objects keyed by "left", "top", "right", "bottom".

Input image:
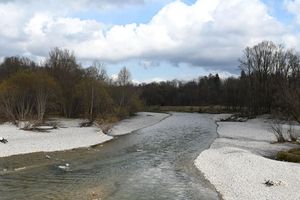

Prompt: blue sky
[
  {"left": 73, "top": 1, "right": 173, "bottom": 25},
  {"left": 1, "top": 0, "right": 300, "bottom": 83},
  {"left": 262, "top": 0, "right": 294, "bottom": 23}
]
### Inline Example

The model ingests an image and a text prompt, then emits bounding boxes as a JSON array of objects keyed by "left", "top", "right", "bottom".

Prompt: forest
[
  {"left": 0, "top": 48, "right": 142, "bottom": 125},
  {"left": 0, "top": 41, "right": 299, "bottom": 125}
]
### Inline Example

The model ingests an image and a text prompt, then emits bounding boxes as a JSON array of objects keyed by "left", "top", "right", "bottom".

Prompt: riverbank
[
  {"left": 195, "top": 114, "right": 300, "bottom": 200},
  {"left": 0, "top": 112, "right": 169, "bottom": 157}
]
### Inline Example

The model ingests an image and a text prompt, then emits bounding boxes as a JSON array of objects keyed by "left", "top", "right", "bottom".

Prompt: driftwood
[
  {"left": 220, "top": 114, "right": 249, "bottom": 122},
  {"left": 0, "top": 137, "right": 8, "bottom": 144},
  {"left": 79, "top": 121, "right": 94, "bottom": 127},
  {"left": 264, "top": 179, "right": 285, "bottom": 187}
]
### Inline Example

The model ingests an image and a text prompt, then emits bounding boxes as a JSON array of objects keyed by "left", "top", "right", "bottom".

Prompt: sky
[{"left": 1, "top": 0, "right": 300, "bottom": 83}]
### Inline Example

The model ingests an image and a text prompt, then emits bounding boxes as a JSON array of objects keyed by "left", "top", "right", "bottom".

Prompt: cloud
[
  {"left": 285, "top": 0, "right": 300, "bottom": 23},
  {"left": 24, "top": 14, "right": 105, "bottom": 57},
  {"left": 68, "top": 0, "right": 289, "bottom": 69},
  {"left": 0, "top": 0, "right": 145, "bottom": 9},
  {"left": 0, "top": 0, "right": 297, "bottom": 71},
  {"left": 139, "top": 60, "right": 160, "bottom": 69}
]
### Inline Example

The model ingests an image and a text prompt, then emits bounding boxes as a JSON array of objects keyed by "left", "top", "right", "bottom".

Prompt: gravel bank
[
  {"left": 0, "top": 112, "right": 168, "bottom": 157},
  {"left": 0, "top": 118, "right": 113, "bottom": 157},
  {"left": 195, "top": 115, "right": 300, "bottom": 200}
]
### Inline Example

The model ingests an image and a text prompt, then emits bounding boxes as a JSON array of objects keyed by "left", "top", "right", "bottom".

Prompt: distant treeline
[
  {"left": 0, "top": 41, "right": 299, "bottom": 124},
  {"left": 139, "top": 41, "right": 300, "bottom": 122}
]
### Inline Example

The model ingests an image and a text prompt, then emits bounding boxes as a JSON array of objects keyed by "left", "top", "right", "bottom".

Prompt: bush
[
  {"left": 270, "top": 121, "right": 285, "bottom": 143},
  {"left": 277, "top": 148, "right": 300, "bottom": 163}
]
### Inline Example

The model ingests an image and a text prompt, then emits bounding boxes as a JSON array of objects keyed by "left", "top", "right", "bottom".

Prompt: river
[{"left": 0, "top": 113, "right": 220, "bottom": 200}]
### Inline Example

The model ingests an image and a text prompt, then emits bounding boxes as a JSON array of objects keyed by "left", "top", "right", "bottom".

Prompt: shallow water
[{"left": 0, "top": 113, "right": 220, "bottom": 200}]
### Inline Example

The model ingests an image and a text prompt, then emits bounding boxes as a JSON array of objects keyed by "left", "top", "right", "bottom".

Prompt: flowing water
[{"left": 0, "top": 113, "right": 220, "bottom": 200}]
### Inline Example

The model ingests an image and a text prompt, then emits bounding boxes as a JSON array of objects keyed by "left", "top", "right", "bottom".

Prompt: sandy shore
[
  {"left": 195, "top": 115, "right": 300, "bottom": 200},
  {"left": 0, "top": 112, "right": 168, "bottom": 157},
  {"left": 108, "top": 112, "right": 170, "bottom": 136}
]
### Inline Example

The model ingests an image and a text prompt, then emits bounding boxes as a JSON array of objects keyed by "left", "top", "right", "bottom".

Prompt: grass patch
[{"left": 277, "top": 148, "right": 300, "bottom": 163}]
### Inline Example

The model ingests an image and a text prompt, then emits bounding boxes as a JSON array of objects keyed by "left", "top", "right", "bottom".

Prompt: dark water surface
[{"left": 0, "top": 113, "right": 220, "bottom": 200}]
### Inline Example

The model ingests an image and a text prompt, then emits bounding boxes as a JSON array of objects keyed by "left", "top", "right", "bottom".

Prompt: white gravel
[
  {"left": 0, "top": 112, "right": 169, "bottom": 157},
  {"left": 0, "top": 118, "right": 113, "bottom": 157},
  {"left": 217, "top": 120, "right": 277, "bottom": 142},
  {"left": 195, "top": 114, "right": 300, "bottom": 200},
  {"left": 210, "top": 138, "right": 297, "bottom": 157},
  {"left": 195, "top": 147, "right": 300, "bottom": 200},
  {"left": 108, "top": 112, "right": 170, "bottom": 136}
]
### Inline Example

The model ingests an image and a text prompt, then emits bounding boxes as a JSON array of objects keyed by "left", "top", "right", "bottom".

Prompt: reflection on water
[{"left": 0, "top": 113, "right": 220, "bottom": 200}]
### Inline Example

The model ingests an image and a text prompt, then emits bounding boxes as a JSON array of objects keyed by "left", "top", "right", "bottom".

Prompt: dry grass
[
  {"left": 95, "top": 115, "right": 120, "bottom": 134},
  {"left": 277, "top": 148, "right": 300, "bottom": 163}
]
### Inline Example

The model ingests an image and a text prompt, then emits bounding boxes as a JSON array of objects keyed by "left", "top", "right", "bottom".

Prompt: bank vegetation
[{"left": 0, "top": 41, "right": 299, "bottom": 128}]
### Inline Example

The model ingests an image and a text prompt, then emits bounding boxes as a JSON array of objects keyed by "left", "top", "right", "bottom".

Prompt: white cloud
[
  {"left": 0, "top": 0, "right": 298, "bottom": 71},
  {"left": 110, "top": 74, "right": 118, "bottom": 81},
  {"left": 69, "top": 0, "right": 288, "bottom": 69},
  {"left": 24, "top": 14, "right": 105, "bottom": 57},
  {"left": 139, "top": 77, "right": 167, "bottom": 83},
  {"left": 0, "top": 3, "right": 25, "bottom": 39}
]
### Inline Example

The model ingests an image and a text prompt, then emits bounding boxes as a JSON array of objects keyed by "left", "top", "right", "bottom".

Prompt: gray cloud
[{"left": 0, "top": 0, "right": 297, "bottom": 72}]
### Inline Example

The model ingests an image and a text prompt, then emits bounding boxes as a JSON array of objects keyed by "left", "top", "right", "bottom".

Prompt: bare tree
[
  {"left": 85, "top": 61, "right": 108, "bottom": 82},
  {"left": 239, "top": 41, "right": 300, "bottom": 122},
  {"left": 240, "top": 41, "right": 288, "bottom": 114},
  {"left": 75, "top": 78, "right": 112, "bottom": 120},
  {"left": 33, "top": 72, "right": 60, "bottom": 121},
  {"left": 0, "top": 71, "right": 60, "bottom": 123},
  {"left": 0, "top": 71, "right": 34, "bottom": 122},
  {"left": 46, "top": 48, "right": 82, "bottom": 117},
  {"left": 117, "top": 66, "right": 131, "bottom": 86},
  {"left": 0, "top": 82, "right": 17, "bottom": 122},
  {"left": 94, "top": 61, "right": 108, "bottom": 82},
  {"left": 116, "top": 67, "right": 131, "bottom": 107}
]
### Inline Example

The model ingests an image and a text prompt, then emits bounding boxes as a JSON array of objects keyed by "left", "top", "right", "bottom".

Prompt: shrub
[{"left": 277, "top": 148, "right": 300, "bottom": 163}]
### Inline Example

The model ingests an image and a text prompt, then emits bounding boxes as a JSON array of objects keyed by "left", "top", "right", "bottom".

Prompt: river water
[{"left": 0, "top": 113, "right": 220, "bottom": 200}]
